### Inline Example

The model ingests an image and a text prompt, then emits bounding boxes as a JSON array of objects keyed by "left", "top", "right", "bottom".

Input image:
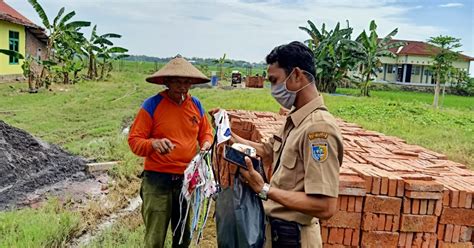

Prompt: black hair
[{"left": 265, "top": 41, "right": 316, "bottom": 80}]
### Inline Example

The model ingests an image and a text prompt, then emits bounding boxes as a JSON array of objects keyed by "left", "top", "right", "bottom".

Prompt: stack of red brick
[
  {"left": 245, "top": 76, "right": 265, "bottom": 88},
  {"left": 215, "top": 109, "right": 473, "bottom": 248}
]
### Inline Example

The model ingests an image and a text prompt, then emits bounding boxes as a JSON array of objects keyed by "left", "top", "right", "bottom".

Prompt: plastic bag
[{"left": 215, "top": 172, "right": 265, "bottom": 248}]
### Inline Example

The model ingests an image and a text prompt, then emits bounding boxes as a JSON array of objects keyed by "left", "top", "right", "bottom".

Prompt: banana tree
[
  {"left": 83, "top": 25, "right": 122, "bottom": 79},
  {"left": 97, "top": 46, "right": 128, "bottom": 79},
  {"left": 28, "top": 0, "right": 90, "bottom": 84},
  {"left": 213, "top": 53, "right": 232, "bottom": 82},
  {"left": 351, "top": 20, "right": 405, "bottom": 96},
  {"left": 299, "top": 20, "right": 359, "bottom": 93}
]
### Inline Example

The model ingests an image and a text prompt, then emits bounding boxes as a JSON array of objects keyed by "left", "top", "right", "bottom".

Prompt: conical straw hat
[{"left": 146, "top": 56, "right": 210, "bottom": 84}]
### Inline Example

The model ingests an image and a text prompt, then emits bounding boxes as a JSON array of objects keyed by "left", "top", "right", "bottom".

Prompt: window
[
  {"left": 387, "top": 64, "right": 395, "bottom": 74},
  {"left": 9, "top": 31, "right": 19, "bottom": 64},
  {"left": 411, "top": 65, "right": 421, "bottom": 75}
]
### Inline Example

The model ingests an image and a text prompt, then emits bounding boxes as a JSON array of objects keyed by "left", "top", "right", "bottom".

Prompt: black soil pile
[{"left": 0, "top": 120, "right": 87, "bottom": 210}]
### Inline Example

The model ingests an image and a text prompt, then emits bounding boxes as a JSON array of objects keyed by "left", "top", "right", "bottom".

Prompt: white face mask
[{"left": 271, "top": 69, "right": 312, "bottom": 109}]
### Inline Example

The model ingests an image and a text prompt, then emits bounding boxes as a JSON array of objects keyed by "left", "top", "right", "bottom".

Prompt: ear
[{"left": 294, "top": 67, "right": 308, "bottom": 84}]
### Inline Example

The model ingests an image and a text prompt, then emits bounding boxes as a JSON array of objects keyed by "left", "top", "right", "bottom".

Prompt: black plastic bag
[{"left": 215, "top": 172, "right": 265, "bottom": 248}]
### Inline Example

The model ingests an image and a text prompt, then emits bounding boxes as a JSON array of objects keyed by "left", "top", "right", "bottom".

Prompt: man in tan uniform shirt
[{"left": 234, "top": 41, "right": 343, "bottom": 248}]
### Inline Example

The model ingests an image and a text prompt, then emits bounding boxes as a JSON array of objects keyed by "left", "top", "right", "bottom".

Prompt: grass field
[{"left": 0, "top": 64, "right": 472, "bottom": 247}]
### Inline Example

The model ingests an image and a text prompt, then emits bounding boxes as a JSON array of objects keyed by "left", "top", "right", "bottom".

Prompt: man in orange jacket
[{"left": 128, "top": 56, "right": 213, "bottom": 248}]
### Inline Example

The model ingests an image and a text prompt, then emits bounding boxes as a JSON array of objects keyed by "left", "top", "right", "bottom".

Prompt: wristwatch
[{"left": 258, "top": 183, "right": 271, "bottom": 201}]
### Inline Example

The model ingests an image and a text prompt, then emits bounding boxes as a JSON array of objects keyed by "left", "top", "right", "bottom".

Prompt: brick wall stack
[
  {"left": 245, "top": 76, "right": 265, "bottom": 88},
  {"left": 212, "top": 109, "right": 474, "bottom": 247}
]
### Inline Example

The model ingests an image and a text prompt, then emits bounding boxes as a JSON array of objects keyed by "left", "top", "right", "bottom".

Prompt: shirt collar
[
  {"left": 288, "top": 95, "right": 327, "bottom": 128},
  {"left": 160, "top": 90, "right": 190, "bottom": 105}
]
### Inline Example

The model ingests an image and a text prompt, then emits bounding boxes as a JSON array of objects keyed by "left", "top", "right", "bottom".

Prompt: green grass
[
  {"left": 0, "top": 65, "right": 473, "bottom": 247},
  {"left": 0, "top": 200, "right": 80, "bottom": 248},
  {"left": 336, "top": 87, "right": 474, "bottom": 111}
]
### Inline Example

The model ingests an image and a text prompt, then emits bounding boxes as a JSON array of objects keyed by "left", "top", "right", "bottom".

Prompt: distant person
[
  {"left": 217, "top": 41, "right": 343, "bottom": 247},
  {"left": 262, "top": 70, "right": 267, "bottom": 79},
  {"left": 128, "top": 56, "right": 213, "bottom": 248}
]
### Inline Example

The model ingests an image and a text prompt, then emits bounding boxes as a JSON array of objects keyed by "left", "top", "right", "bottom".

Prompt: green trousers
[{"left": 140, "top": 171, "right": 191, "bottom": 248}]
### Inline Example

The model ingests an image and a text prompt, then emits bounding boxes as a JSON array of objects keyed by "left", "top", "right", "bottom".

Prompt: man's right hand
[{"left": 152, "top": 138, "right": 175, "bottom": 154}]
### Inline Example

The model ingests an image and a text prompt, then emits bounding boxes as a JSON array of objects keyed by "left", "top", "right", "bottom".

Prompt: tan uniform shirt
[{"left": 264, "top": 95, "right": 343, "bottom": 225}]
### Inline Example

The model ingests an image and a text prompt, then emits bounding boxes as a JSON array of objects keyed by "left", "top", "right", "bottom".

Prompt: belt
[{"left": 141, "top": 170, "right": 184, "bottom": 186}]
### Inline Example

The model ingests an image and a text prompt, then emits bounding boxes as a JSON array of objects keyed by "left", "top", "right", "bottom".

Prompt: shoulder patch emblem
[
  {"left": 311, "top": 142, "right": 328, "bottom": 162},
  {"left": 308, "top": 132, "right": 328, "bottom": 140}
]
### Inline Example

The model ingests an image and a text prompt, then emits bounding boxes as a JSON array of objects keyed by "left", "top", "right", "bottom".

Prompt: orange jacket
[{"left": 128, "top": 90, "right": 213, "bottom": 174}]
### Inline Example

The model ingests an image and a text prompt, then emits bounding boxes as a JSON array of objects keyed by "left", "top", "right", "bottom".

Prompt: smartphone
[{"left": 224, "top": 145, "right": 267, "bottom": 182}]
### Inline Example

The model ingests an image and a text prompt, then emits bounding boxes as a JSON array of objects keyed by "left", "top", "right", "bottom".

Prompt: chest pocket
[{"left": 275, "top": 154, "right": 297, "bottom": 189}]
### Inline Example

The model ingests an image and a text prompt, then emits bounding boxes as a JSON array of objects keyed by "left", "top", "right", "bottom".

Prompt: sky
[{"left": 7, "top": 0, "right": 474, "bottom": 73}]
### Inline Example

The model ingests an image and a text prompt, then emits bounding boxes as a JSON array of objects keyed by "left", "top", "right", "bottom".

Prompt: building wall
[
  {"left": 0, "top": 20, "right": 25, "bottom": 75},
  {"left": 26, "top": 29, "right": 47, "bottom": 60}
]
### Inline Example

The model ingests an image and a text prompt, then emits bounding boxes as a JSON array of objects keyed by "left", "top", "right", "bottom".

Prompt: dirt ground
[{"left": 0, "top": 120, "right": 88, "bottom": 210}]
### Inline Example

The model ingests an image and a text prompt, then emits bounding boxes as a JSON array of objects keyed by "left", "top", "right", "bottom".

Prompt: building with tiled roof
[
  {"left": 0, "top": 0, "right": 47, "bottom": 80},
  {"left": 378, "top": 39, "right": 473, "bottom": 84}
]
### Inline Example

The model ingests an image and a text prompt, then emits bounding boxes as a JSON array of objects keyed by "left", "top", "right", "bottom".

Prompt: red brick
[
  {"left": 371, "top": 177, "right": 381, "bottom": 195},
  {"left": 385, "top": 215, "right": 393, "bottom": 231},
  {"left": 459, "top": 190, "right": 467, "bottom": 208},
  {"left": 335, "top": 228, "right": 344, "bottom": 244},
  {"left": 420, "top": 199, "right": 428, "bottom": 215},
  {"left": 429, "top": 233, "right": 437, "bottom": 248},
  {"left": 438, "top": 241, "right": 473, "bottom": 248},
  {"left": 443, "top": 190, "right": 450, "bottom": 206},
  {"left": 403, "top": 197, "right": 412, "bottom": 214},
  {"left": 339, "top": 175, "right": 366, "bottom": 188},
  {"left": 388, "top": 178, "right": 397, "bottom": 197},
  {"left": 440, "top": 208, "right": 474, "bottom": 226},
  {"left": 465, "top": 193, "right": 472, "bottom": 209},
  {"left": 400, "top": 215, "right": 438, "bottom": 233},
  {"left": 405, "top": 191, "right": 443, "bottom": 200},
  {"left": 399, "top": 232, "right": 407, "bottom": 247},
  {"left": 413, "top": 232, "right": 423, "bottom": 247},
  {"left": 445, "top": 224, "right": 454, "bottom": 242},
  {"left": 406, "top": 232, "right": 414, "bottom": 247},
  {"left": 328, "top": 227, "right": 339, "bottom": 244},
  {"left": 438, "top": 224, "right": 446, "bottom": 241},
  {"left": 361, "top": 231, "right": 399, "bottom": 248},
  {"left": 324, "top": 211, "right": 361, "bottom": 229},
  {"left": 393, "top": 215, "right": 400, "bottom": 231},
  {"left": 348, "top": 196, "right": 356, "bottom": 212},
  {"left": 459, "top": 226, "right": 471, "bottom": 242},
  {"left": 422, "top": 233, "right": 431, "bottom": 248},
  {"left": 364, "top": 195, "right": 402, "bottom": 215},
  {"left": 351, "top": 228, "right": 360, "bottom": 246},
  {"left": 427, "top": 200, "right": 435, "bottom": 215},
  {"left": 339, "top": 186, "right": 366, "bottom": 196},
  {"left": 397, "top": 180, "right": 405, "bottom": 197},
  {"left": 435, "top": 199, "right": 443, "bottom": 216},
  {"left": 451, "top": 190, "right": 459, "bottom": 208},
  {"left": 380, "top": 176, "right": 389, "bottom": 195},
  {"left": 412, "top": 199, "right": 420, "bottom": 214},
  {"left": 343, "top": 228, "right": 352, "bottom": 246},
  {"left": 362, "top": 213, "right": 378, "bottom": 231},
  {"left": 452, "top": 225, "right": 461, "bottom": 243},
  {"left": 339, "top": 196, "right": 348, "bottom": 211},
  {"left": 377, "top": 214, "right": 386, "bottom": 231},
  {"left": 404, "top": 180, "right": 444, "bottom": 192},
  {"left": 322, "top": 227, "right": 329, "bottom": 243},
  {"left": 355, "top": 197, "right": 363, "bottom": 212}
]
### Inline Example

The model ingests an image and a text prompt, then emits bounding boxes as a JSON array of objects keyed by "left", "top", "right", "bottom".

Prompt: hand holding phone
[{"left": 223, "top": 145, "right": 267, "bottom": 182}]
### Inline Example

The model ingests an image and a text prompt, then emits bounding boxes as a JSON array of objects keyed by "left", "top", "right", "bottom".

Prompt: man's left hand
[
  {"left": 200, "top": 141, "right": 211, "bottom": 151},
  {"left": 240, "top": 157, "right": 265, "bottom": 193}
]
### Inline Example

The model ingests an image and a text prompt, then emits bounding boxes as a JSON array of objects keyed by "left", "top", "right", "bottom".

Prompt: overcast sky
[{"left": 7, "top": 0, "right": 474, "bottom": 72}]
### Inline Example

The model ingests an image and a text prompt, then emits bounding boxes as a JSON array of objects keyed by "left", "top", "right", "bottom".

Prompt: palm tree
[
  {"left": 97, "top": 46, "right": 128, "bottom": 79},
  {"left": 351, "top": 20, "right": 405, "bottom": 96}
]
